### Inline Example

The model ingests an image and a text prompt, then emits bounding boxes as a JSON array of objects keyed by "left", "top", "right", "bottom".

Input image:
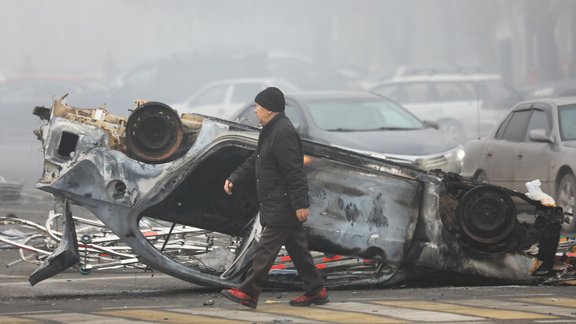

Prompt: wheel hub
[{"left": 456, "top": 185, "right": 517, "bottom": 245}]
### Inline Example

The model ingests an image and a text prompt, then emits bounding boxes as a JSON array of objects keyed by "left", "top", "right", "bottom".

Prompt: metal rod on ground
[{"left": 160, "top": 222, "right": 176, "bottom": 253}]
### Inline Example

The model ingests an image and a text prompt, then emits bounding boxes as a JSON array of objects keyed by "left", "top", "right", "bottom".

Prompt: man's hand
[
  {"left": 296, "top": 208, "right": 309, "bottom": 222},
  {"left": 224, "top": 179, "right": 234, "bottom": 195}
]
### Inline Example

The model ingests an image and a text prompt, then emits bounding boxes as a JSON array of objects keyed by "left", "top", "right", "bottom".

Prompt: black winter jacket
[{"left": 228, "top": 112, "right": 310, "bottom": 226}]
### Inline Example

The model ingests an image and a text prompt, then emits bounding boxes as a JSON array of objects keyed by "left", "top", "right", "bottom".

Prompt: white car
[
  {"left": 171, "top": 78, "right": 299, "bottom": 119},
  {"left": 370, "top": 73, "right": 521, "bottom": 143}
]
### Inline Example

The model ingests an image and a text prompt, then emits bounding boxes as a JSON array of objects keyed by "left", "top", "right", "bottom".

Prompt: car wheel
[
  {"left": 557, "top": 172, "right": 576, "bottom": 233},
  {"left": 438, "top": 119, "right": 466, "bottom": 143},
  {"left": 475, "top": 171, "right": 489, "bottom": 184},
  {"left": 456, "top": 185, "right": 516, "bottom": 249}
]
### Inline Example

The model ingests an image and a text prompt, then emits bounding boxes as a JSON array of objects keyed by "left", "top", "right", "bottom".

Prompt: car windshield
[
  {"left": 559, "top": 104, "right": 576, "bottom": 141},
  {"left": 305, "top": 98, "right": 423, "bottom": 131}
]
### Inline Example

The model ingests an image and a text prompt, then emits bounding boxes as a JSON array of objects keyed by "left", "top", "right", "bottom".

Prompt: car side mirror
[
  {"left": 423, "top": 120, "right": 439, "bottom": 130},
  {"left": 529, "top": 129, "right": 554, "bottom": 143}
]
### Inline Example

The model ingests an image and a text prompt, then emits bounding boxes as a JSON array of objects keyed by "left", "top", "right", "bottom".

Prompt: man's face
[{"left": 254, "top": 104, "right": 270, "bottom": 125}]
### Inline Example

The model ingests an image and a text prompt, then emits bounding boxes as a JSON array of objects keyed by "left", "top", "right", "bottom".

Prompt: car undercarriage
[{"left": 25, "top": 95, "right": 574, "bottom": 289}]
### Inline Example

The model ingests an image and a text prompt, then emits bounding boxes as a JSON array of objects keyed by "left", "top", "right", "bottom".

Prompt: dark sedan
[
  {"left": 232, "top": 91, "right": 464, "bottom": 172},
  {"left": 461, "top": 97, "right": 576, "bottom": 231}
]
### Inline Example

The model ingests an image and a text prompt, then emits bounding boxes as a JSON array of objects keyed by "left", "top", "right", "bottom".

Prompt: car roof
[
  {"left": 285, "top": 90, "right": 381, "bottom": 101},
  {"left": 204, "top": 77, "right": 292, "bottom": 85},
  {"left": 379, "top": 73, "right": 503, "bottom": 84},
  {"left": 197, "top": 77, "right": 301, "bottom": 92},
  {"left": 512, "top": 96, "right": 576, "bottom": 110}
]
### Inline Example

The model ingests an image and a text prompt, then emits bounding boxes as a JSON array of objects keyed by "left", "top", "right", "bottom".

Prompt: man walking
[{"left": 221, "top": 87, "right": 328, "bottom": 309}]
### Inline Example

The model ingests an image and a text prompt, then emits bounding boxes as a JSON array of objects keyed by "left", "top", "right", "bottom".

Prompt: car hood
[{"left": 317, "top": 128, "right": 458, "bottom": 156}]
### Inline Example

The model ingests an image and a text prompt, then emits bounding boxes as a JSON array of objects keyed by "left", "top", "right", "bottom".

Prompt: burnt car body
[{"left": 28, "top": 95, "right": 567, "bottom": 288}]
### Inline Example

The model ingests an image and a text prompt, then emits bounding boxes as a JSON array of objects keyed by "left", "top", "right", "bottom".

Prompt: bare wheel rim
[{"left": 456, "top": 185, "right": 516, "bottom": 245}]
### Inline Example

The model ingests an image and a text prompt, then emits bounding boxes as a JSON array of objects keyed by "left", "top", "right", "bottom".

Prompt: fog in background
[{"left": 1, "top": 0, "right": 575, "bottom": 186}]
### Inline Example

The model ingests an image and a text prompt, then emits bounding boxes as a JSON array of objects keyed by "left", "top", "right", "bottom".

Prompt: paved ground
[
  {"left": 2, "top": 191, "right": 576, "bottom": 323},
  {"left": 1, "top": 246, "right": 576, "bottom": 323}
]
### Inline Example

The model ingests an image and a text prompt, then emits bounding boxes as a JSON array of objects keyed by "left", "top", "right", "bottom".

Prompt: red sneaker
[
  {"left": 289, "top": 287, "right": 329, "bottom": 306},
  {"left": 221, "top": 288, "right": 258, "bottom": 309}
]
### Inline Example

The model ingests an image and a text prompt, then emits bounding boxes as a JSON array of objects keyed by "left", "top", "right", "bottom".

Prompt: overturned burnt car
[{"left": 28, "top": 95, "right": 569, "bottom": 288}]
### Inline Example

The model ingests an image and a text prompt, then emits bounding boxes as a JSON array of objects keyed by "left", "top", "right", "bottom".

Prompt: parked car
[
  {"left": 262, "top": 51, "right": 351, "bottom": 90},
  {"left": 522, "top": 78, "right": 576, "bottom": 99},
  {"left": 97, "top": 51, "right": 350, "bottom": 114},
  {"left": 232, "top": 91, "right": 464, "bottom": 172},
  {"left": 461, "top": 97, "right": 576, "bottom": 231},
  {"left": 0, "top": 76, "right": 103, "bottom": 106},
  {"left": 170, "top": 78, "right": 300, "bottom": 119},
  {"left": 83, "top": 53, "right": 271, "bottom": 113},
  {"left": 370, "top": 72, "right": 521, "bottom": 143}
]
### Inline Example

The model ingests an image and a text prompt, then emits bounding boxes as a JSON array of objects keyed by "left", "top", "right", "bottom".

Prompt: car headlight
[
  {"left": 456, "top": 146, "right": 465, "bottom": 160},
  {"left": 442, "top": 145, "right": 465, "bottom": 172}
]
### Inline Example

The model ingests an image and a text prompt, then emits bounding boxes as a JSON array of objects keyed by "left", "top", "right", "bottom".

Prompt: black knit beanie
[{"left": 254, "top": 87, "right": 285, "bottom": 112}]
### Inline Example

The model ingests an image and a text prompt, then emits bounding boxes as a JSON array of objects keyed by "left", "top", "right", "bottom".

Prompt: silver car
[{"left": 461, "top": 97, "right": 576, "bottom": 231}]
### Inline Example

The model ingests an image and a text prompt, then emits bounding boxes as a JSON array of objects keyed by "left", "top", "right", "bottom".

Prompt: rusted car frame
[{"left": 28, "top": 96, "right": 566, "bottom": 288}]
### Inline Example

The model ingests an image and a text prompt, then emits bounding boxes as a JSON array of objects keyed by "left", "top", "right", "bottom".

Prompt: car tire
[
  {"left": 438, "top": 119, "right": 466, "bottom": 143},
  {"left": 557, "top": 172, "right": 576, "bottom": 233}
]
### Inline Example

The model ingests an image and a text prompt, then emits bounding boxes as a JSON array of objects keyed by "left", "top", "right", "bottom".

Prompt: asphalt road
[
  {"left": 1, "top": 247, "right": 576, "bottom": 323},
  {"left": 2, "top": 190, "right": 576, "bottom": 323}
]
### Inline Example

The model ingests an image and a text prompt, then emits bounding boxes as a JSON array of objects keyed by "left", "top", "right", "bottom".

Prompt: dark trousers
[{"left": 239, "top": 223, "right": 324, "bottom": 297}]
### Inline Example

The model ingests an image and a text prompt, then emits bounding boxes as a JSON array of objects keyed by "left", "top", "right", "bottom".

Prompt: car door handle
[
  {"left": 516, "top": 154, "right": 523, "bottom": 159},
  {"left": 486, "top": 152, "right": 492, "bottom": 158}
]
